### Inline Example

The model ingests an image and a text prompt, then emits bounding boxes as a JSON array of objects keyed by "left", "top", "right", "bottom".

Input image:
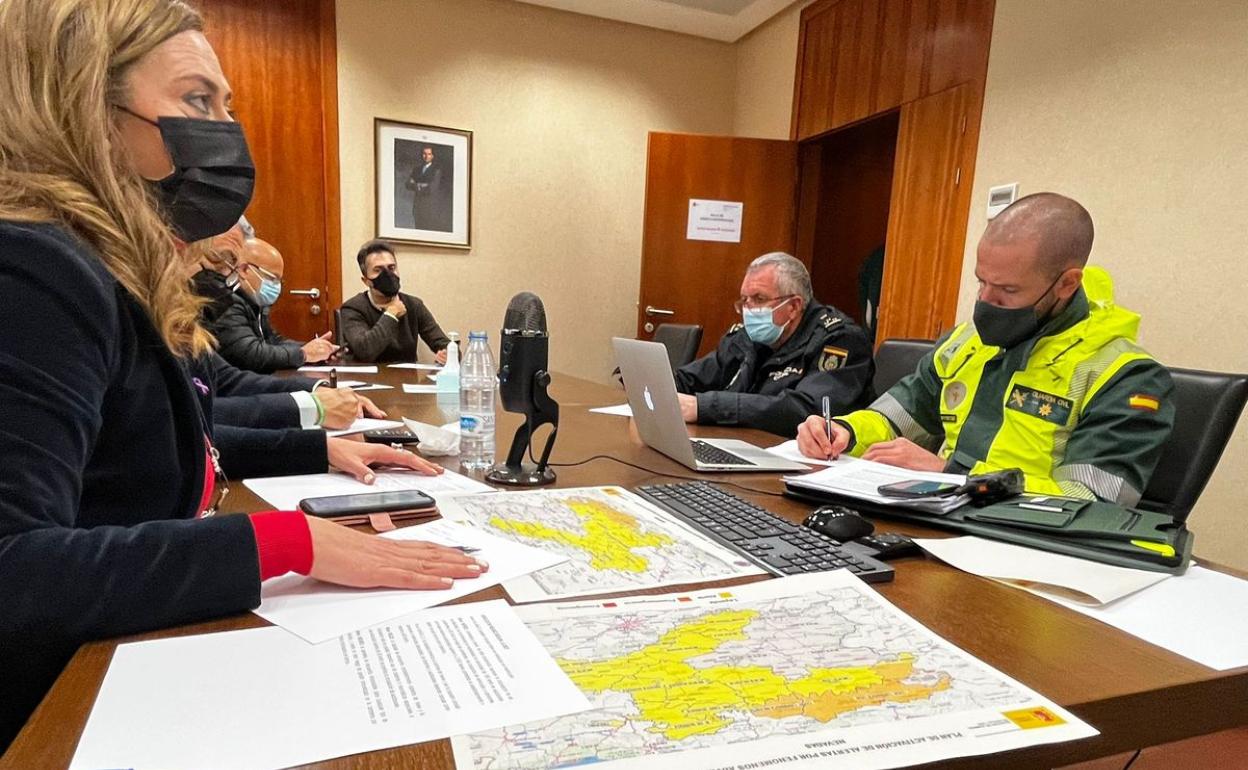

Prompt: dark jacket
[
  {"left": 207, "top": 351, "right": 317, "bottom": 429},
  {"left": 675, "top": 301, "right": 875, "bottom": 437},
  {"left": 191, "top": 268, "right": 235, "bottom": 326},
  {"left": 207, "top": 291, "right": 305, "bottom": 373},
  {"left": 0, "top": 222, "right": 261, "bottom": 748},
  {"left": 339, "top": 290, "right": 450, "bottom": 363}
]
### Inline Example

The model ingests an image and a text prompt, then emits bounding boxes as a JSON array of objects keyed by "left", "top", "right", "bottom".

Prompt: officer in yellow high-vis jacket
[{"left": 797, "top": 193, "right": 1174, "bottom": 505}]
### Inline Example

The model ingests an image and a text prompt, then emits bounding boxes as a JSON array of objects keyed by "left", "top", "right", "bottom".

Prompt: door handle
[
  {"left": 645, "top": 305, "right": 675, "bottom": 317},
  {"left": 290, "top": 287, "right": 321, "bottom": 300}
]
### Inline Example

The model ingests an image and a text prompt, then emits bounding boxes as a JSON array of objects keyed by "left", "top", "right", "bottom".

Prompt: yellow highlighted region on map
[
  {"left": 559, "top": 609, "right": 950, "bottom": 740},
  {"left": 487, "top": 498, "right": 674, "bottom": 573}
]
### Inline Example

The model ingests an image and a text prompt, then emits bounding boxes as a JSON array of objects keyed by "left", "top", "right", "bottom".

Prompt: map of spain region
[
  {"left": 452, "top": 571, "right": 1096, "bottom": 770},
  {"left": 438, "top": 487, "right": 762, "bottom": 602}
]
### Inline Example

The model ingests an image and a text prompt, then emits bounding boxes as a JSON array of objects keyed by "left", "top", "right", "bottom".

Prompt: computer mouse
[{"left": 802, "top": 505, "right": 875, "bottom": 542}]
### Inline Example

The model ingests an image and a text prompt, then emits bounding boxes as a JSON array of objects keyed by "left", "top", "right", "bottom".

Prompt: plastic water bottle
[
  {"left": 459, "top": 331, "right": 497, "bottom": 471},
  {"left": 438, "top": 332, "right": 460, "bottom": 395}
]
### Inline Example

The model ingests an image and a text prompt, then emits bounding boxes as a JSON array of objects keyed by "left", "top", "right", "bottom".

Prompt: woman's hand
[
  {"left": 326, "top": 438, "right": 444, "bottom": 483},
  {"left": 305, "top": 517, "right": 487, "bottom": 589}
]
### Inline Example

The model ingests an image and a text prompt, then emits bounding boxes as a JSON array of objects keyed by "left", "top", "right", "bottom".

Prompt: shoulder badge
[
  {"left": 1128, "top": 393, "right": 1161, "bottom": 412},
  {"left": 819, "top": 345, "right": 848, "bottom": 372},
  {"left": 728, "top": 322, "right": 744, "bottom": 334},
  {"left": 819, "top": 313, "right": 844, "bottom": 330}
]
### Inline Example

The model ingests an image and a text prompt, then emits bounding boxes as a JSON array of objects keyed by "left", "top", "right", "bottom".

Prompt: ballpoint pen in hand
[{"left": 822, "top": 395, "right": 834, "bottom": 443}]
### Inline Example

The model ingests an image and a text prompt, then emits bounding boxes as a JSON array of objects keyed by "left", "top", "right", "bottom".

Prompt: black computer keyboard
[
  {"left": 690, "top": 440, "right": 752, "bottom": 466},
  {"left": 636, "top": 482, "right": 894, "bottom": 583}
]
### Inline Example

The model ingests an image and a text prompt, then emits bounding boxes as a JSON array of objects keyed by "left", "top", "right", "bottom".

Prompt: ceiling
[{"left": 511, "top": 0, "right": 799, "bottom": 42}]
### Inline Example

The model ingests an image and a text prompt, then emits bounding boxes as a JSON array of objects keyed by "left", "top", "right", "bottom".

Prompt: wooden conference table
[{"left": 6, "top": 369, "right": 1247, "bottom": 769}]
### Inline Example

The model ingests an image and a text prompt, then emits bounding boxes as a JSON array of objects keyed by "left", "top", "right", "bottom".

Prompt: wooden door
[
  {"left": 198, "top": 0, "right": 341, "bottom": 342},
  {"left": 637, "top": 133, "right": 798, "bottom": 358},
  {"left": 875, "top": 84, "right": 970, "bottom": 342}
]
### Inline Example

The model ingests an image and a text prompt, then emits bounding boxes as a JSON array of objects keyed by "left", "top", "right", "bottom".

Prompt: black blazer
[
  {"left": 206, "top": 351, "right": 316, "bottom": 429},
  {"left": 0, "top": 221, "right": 307, "bottom": 748}
]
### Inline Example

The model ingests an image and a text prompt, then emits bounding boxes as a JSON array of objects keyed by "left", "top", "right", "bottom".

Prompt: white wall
[{"left": 336, "top": 0, "right": 736, "bottom": 381}]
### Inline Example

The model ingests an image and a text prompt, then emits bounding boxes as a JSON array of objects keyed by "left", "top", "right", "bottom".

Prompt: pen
[
  {"left": 1019, "top": 503, "right": 1064, "bottom": 513},
  {"left": 450, "top": 546, "right": 481, "bottom": 554},
  {"left": 329, "top": 367, "right": 338, "bottom": 389},
  {"left": 822, "top": 395, "right": 833, "bottom": 442}
]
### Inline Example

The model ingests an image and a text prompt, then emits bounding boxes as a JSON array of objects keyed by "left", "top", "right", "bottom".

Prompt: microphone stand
[{"left": 486, "top": 369, "right": 559, "bottom": 486}]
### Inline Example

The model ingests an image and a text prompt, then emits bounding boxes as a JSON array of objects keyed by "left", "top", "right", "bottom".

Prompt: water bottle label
[{"left": 460, "top": 415, "right": 484, "bottom": 436}]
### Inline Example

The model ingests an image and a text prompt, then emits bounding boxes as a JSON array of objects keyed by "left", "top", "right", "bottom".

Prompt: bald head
[
  {"left": 241, "top": 238, "right": 284, "bottom": 280},
  {"left": 982, "top": 192, "right": 1094, "bottom": 277}
]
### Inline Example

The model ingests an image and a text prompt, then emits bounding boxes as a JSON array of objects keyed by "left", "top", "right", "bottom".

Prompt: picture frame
[{"left": 374, "top": 118, "right": 472, "bottom": 249}]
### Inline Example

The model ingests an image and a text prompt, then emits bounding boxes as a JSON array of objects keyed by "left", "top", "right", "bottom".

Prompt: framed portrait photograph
[{"left": 375, "top": 118, "right": 472, "bottom": 248}]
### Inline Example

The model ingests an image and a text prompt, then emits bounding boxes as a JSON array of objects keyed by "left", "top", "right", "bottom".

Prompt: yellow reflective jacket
[{"left": 840, "top": 268, "right": 1174, "bottom": 503}]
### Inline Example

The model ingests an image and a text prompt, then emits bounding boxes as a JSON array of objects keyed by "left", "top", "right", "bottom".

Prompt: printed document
[
  {"left": 325, "top": 417, "right": 403, "bottom": 437},
  {"left": 244, "top": 468, "right": 493, "bottom": 510},
  {"left": 785, "top": 455, "right": 969, "bottom": 513},
  {"left": 256, "top": 519, "right": 568, "bottom": 643},
  {"left": 70, "top": 601, "right": 591, "bottom": 770}
]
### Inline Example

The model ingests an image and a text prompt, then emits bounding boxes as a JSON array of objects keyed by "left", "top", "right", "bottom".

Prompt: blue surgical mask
[
  {"left": 742, "top": 297, "right": 793, "bottom": 346},
  {"left": 256, "top": 277, "right": 282, "bottom": 307}
]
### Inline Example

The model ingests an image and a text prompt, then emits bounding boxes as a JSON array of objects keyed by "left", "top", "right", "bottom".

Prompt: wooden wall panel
[
  {"left": 875, "top": 84, "right": 969, "bottom": 342},
  {"left": 792, "top": 0, "right": 994, "bottom": 141},
  {"left": 198, "top": 0, "right": 341, "bottom": 341}
]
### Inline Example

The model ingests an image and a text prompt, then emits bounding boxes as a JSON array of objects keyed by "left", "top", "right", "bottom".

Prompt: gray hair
[{"left": 747, "top": 252, "right": 812, "bottom": 304}]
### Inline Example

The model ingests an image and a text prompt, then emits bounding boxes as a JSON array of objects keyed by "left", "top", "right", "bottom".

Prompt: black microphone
[{"left": 486, "top": 292, "right": 559, "bottom": 486}]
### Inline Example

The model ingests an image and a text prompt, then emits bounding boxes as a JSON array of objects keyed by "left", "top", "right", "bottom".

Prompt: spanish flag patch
[{"left": 1128, "top": 394, "right": 1161, "bottom": 412}]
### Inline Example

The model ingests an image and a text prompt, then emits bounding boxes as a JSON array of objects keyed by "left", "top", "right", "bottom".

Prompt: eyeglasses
[{"left": 733, "top": 294, "right": 797, "bottom": 314}]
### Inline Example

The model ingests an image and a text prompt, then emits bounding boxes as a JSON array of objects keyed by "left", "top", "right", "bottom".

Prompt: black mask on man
[
  {"left": 121, "top": 108, "right": 256, "bottom": 242},
  {"left": 972, "top": 272, "right": 1067, "bottom": 349},
  {"left": 370, "top": 269, "right": 401, "bottom": 298}
]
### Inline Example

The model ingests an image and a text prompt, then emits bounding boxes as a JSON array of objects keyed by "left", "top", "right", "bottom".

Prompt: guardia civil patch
[
  {"left": 819, "top": 345, "right": 848, "bottom": 372},
  {"left": 1006, "top": 385, "right": 1072, "bottom": 425}
]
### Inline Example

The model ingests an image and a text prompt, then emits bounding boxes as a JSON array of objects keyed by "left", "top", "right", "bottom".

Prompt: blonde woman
[{"left": 0, "top": 0, "right": 486, "bottom": 747}]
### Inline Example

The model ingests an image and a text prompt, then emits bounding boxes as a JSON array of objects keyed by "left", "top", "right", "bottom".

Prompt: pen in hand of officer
[{"left": 798, "top": 409, "right": 852, "bottom": 461}]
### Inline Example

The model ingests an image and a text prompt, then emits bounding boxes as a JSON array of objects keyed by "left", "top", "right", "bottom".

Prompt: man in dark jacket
[
  {"left": 208, "top": 238, "right": 339, "bottom": 373},
  {"left": 340, "top": 239, "right": 451, "bottom": 364},
  {"left": 407, "top": 145, "right": 451, "bottom": 232},
  {"left": 674, "top": 252, "right": 875, "bottom": 437}
]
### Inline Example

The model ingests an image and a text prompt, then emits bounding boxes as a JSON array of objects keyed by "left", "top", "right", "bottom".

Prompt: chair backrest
[
  {"left": 1137, "top": 367, "right": 1248, "bottom": 521},
  {"left": 333, "top": 308, "right": 351, "bottom": 363},
  {"left": 873, "top": 338, "right": 935, "bottom": 395},
  {"left": 652, "top": 323, "right": 704, "bottom": 372}
]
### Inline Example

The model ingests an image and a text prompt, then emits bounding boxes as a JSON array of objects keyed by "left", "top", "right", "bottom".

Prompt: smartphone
[
  {"left": 877, "top": 479, "right": 963, "bottom": 499},
  {"left": 363, "top": 428, "right": 420, "bottom": 445},
  {"left": 299, "top": 490, "right": 437, "bottom": 518}
]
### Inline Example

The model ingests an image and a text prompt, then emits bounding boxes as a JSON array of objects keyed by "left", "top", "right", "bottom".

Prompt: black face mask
[
  {"left": 370, "top": 269, "right": 401, "bottom": 298},
  {"left": 122, "top": 108, "right": 255, "bottom": 242},
  {"left": 972, "top": 273, "right": 1065, "bottom": 349}
]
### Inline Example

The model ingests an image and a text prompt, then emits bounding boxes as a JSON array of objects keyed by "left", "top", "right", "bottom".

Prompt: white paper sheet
[
  {"left": 244, "top": 468, "right": 493, "bottom": 510},
  {"left": 785, "top": 455, "right": 969, "bottom": 513},
  {"left": 915, "top": 536, "right": 1171, "bottom": 605},
  {"left": 1037, "top": 566, "right": 1248, "bottom": 670},
  {"left": 453, "top": 571, "right": 1096, "bottom": 770},
  {"left": 335, "top": 379, "right": 368, "bottom": 388},
  {"left": 588, "top": 403, "right": 632, "bottom": 417},
  {"left": 325, "top": 417, "right": 404, "bottom": 437},
  {"left": 70, "top": 601, "right": 591, "bottom": 770},
  {"left": 298, "top": 365, "right": 379, "bottom": 373},
  {"left": 439, "top": 486, "right": 764, "bottom": 603},
  {"left": 389, "top": 362, "right": 443, "bottom": 371},
  {"left": 403, "top": 383, "right": 439, "bottom": 394},
  {"left": 767, "top": 438, "right": 833, "bottom": 466},
  {"left": 256, "top": 519, "right": 568, "bottom": 643},
  {"left": 686, "top": 198, "right": 744, "bottom": 242}
]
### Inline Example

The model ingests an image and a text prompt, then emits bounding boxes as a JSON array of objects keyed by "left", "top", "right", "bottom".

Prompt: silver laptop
[{"left": 612, "top": 337, "right": 808, "bottom": 473}]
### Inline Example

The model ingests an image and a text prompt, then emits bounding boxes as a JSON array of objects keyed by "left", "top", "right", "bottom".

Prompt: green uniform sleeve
[
  {"left": 840, "top": 340, "right": 947, "bottom": 455},
  {"left": 1053, "top": 359, "right": 1175, "bottom": 505}
]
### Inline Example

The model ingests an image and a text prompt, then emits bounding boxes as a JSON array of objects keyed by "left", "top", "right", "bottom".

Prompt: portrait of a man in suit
[{"left": 404, "top": 144, "right": 453, "bottom": 232}]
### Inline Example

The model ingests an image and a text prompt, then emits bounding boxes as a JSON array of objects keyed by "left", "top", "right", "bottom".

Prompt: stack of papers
[
  {"left": 243, "top": 468, "right": 493, "bottom": 510},
  {"left": 402, "top": 383, "right": 439, "bottom": 394},
  {"left": 324, "top": 417, "right": 403, "bottom": 438},
  {"left": 784, "top": 455, "right": 969, "bottom": 513}
]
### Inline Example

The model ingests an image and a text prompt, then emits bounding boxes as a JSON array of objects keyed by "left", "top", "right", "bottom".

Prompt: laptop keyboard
[
  {"left": 691, "top": 440, "right": 753, "bottom": 466},
  {"left": 636, "top": 482, "right": 894, "bottom": 583}
]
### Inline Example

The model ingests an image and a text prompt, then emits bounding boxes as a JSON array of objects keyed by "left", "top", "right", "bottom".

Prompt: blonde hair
[{"left": 0, "top": 0, "right": 212, "bottom": 356}]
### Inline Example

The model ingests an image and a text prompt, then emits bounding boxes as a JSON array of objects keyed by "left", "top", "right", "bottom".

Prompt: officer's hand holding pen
[{"left": 797, "top": 412, "right": 851, "bottom": 460}]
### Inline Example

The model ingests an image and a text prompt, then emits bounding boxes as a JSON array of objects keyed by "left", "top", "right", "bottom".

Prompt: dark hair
[{"left": 356, "top": 239, "right": 394, "bottom": 272}]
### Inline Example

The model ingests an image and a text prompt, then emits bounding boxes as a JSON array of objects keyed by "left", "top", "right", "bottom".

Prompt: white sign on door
[{"left": 686, "top": 199, "right": 744, "bottom": 243}]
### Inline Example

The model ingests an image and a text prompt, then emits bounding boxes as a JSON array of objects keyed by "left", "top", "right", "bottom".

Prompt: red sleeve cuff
[{"left": 248, "top": 511, "right": 314, "bottom": 580}]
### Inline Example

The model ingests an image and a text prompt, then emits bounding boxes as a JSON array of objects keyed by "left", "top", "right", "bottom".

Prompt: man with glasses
[
  {"left": 674, "top": 252, "right": 875, "bottom": 437},
  {"left": 209, "top": 236, "right": 340, "bottom": 373}
]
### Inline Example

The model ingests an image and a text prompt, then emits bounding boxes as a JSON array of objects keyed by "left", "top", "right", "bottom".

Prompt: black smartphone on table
[
  {"left": 299, "top": 490, "right": 436, "bottom": 518},
  {"left": 877, "top": 479, "right": 963, "bottom": 499}
]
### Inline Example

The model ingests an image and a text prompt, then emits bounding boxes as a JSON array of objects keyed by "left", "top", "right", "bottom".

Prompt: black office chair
[
  {"left": 332, "top": 308, "right": 352, "bottom": 363},
  {"left": 1137, "top": 367, "right": 1248, "bottom": 522},
  {"left": 872, "top": 338, "right": 935, "bottom": 394},
  {"left": 652, "top": 323, "right": 703, "bottom": 372}
]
